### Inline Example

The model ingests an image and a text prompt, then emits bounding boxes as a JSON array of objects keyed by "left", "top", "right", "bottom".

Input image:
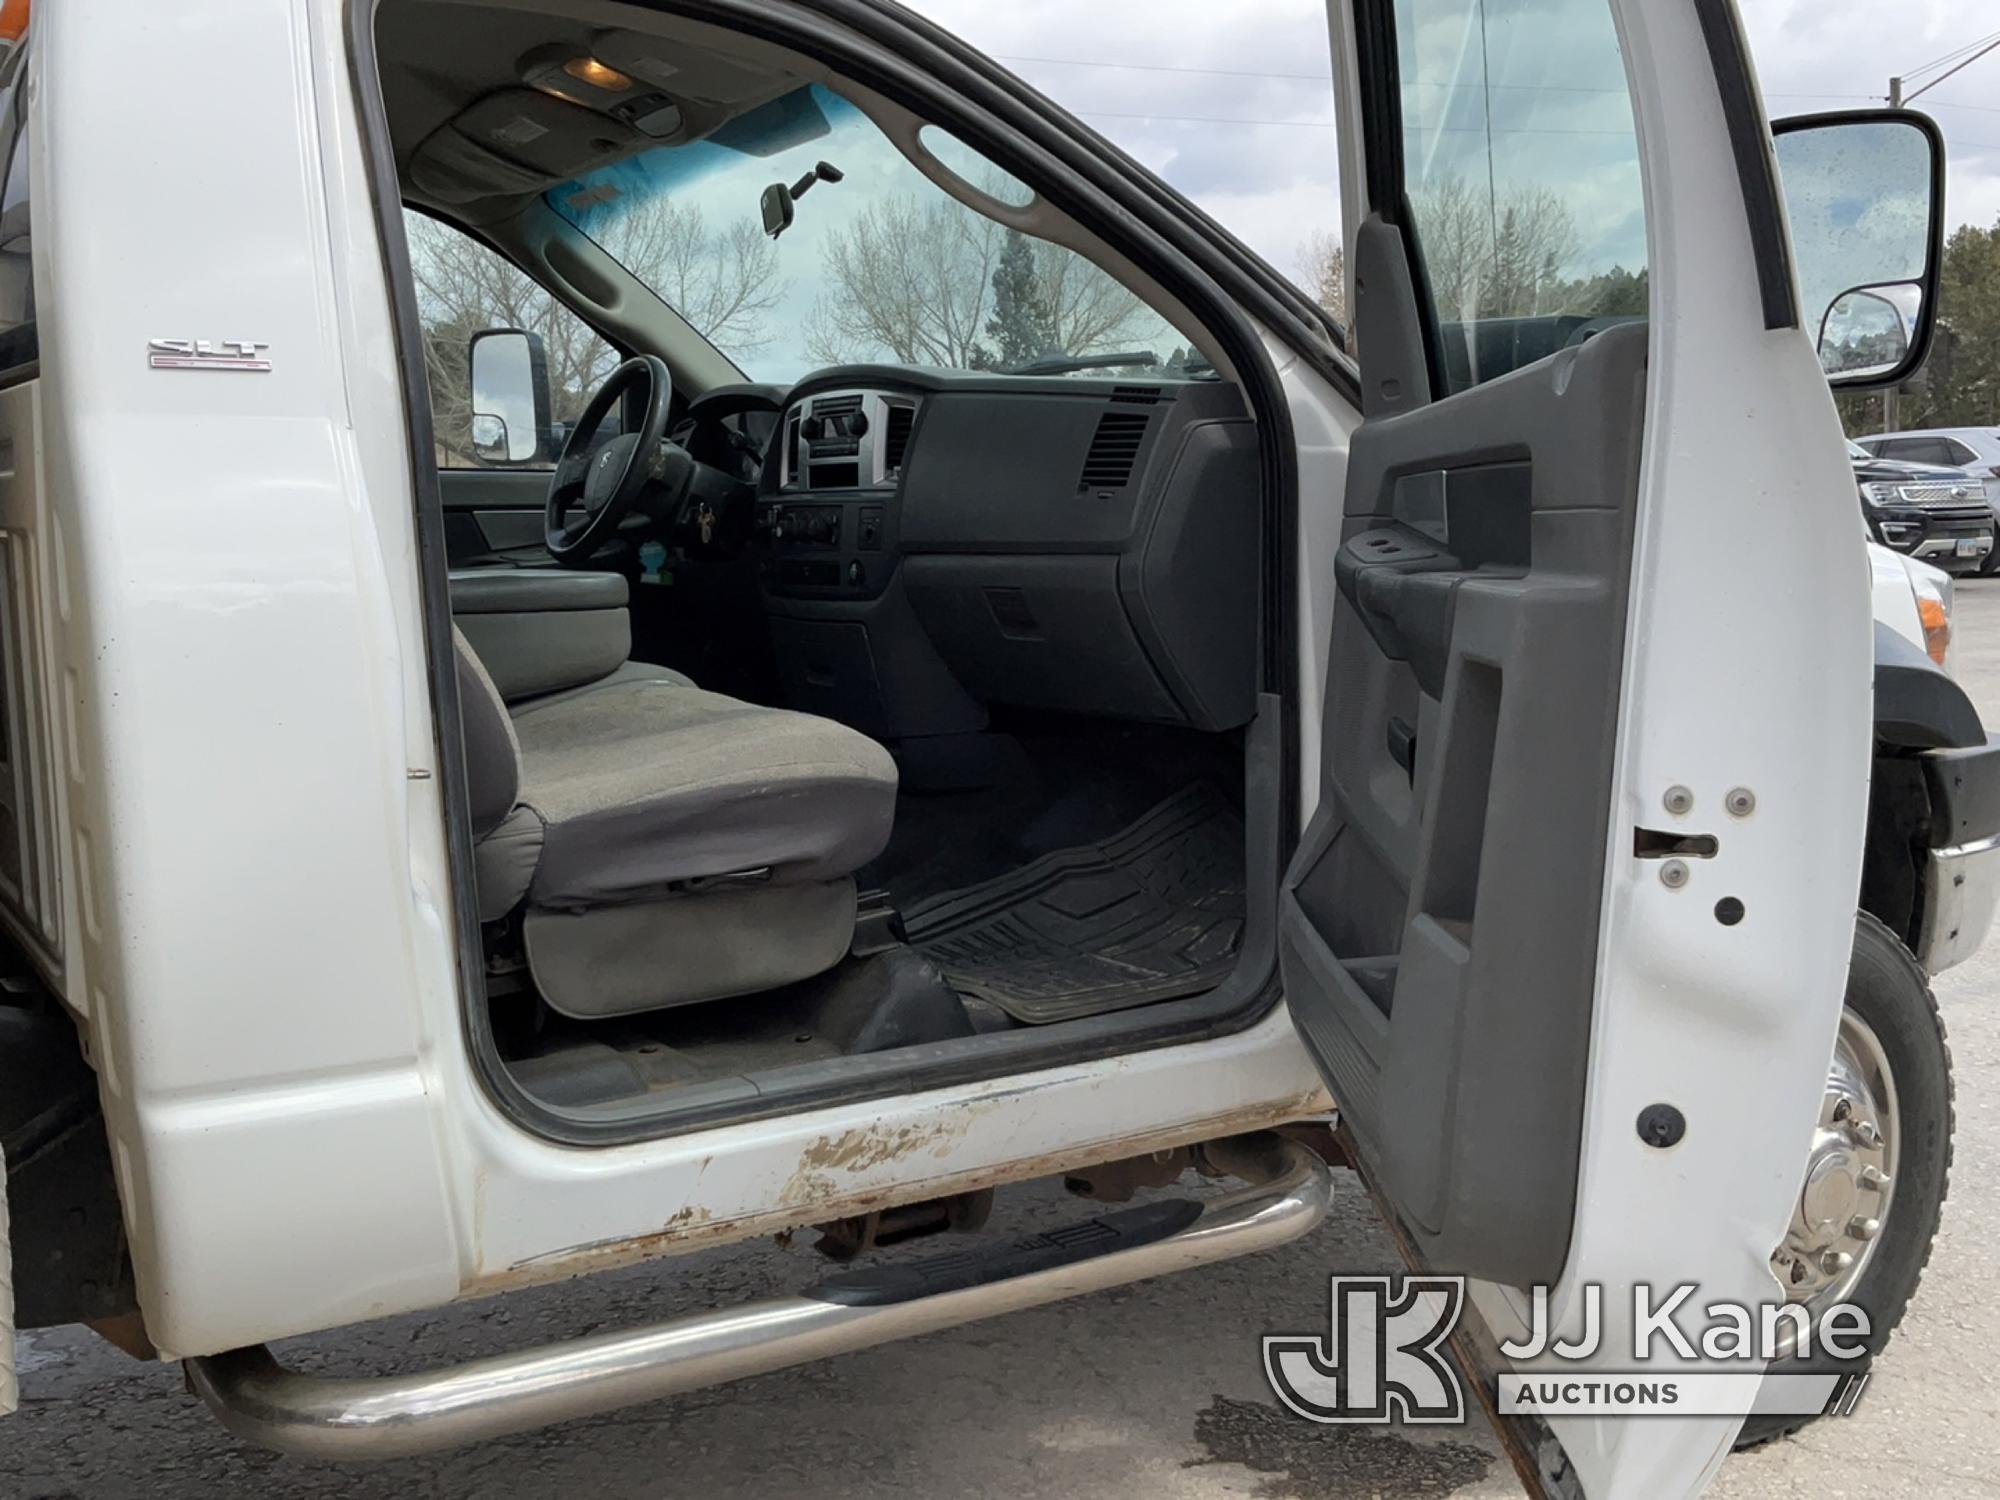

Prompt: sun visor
[
  {"left": 456, "top": 89, "right": 643, "bottom": 175},
  {"left": 409, "top": 122, "right": 550, "bottom": 205}
]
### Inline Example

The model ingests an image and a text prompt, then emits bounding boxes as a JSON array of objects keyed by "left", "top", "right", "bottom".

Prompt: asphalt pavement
[{"left": 7, "top": 587, "right": 2000, "bottom": 1499}]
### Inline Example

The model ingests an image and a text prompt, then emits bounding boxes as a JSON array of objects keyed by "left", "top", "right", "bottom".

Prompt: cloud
[
  {"left": 903, "top": 0, "right": 2000, "bottom": 266},
  {"left": 905, "top": 0, "right": 1345, "bottom": 270}
]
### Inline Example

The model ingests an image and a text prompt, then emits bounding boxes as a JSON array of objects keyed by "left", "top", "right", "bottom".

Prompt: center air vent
[
  {"left": 1078, "top": 411, "right": 1150, "bottom": 491},
  {"left": 883, "top": 405, "right": 915, "bottom": 472}
]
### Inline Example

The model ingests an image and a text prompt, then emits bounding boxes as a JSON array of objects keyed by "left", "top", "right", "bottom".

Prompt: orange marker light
[{"left": 1918, "top": 595, "right": 1951, "bottom": 667}]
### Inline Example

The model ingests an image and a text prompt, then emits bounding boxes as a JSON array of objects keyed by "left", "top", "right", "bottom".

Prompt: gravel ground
[{"left": 6, "top": 587, "right": 1999, "bottom": 1500}]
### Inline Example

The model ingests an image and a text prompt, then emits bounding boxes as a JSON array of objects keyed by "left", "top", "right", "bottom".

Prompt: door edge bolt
[
  {"left": 1663, "top": 785, "right": 1694, "bottom": 816},
  {"left": 1725, "top": 787, "right": 1756, "bottom": 817},
  {"left": 1659, "top": 859, "right": 1690, "bottom": 889}
]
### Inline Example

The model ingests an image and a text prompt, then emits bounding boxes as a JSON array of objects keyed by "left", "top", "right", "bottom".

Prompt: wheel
[{"left": 1734, "top": 912, "right": 1953, "bottom": 1449}]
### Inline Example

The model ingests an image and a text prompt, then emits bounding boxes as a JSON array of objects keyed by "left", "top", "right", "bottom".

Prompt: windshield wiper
[{"left": 1003, "top": 350, "right": 1160, "bottom": 377}]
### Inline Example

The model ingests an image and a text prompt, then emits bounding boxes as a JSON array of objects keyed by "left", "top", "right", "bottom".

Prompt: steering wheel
[{"left": 545, "top": 355, "right": 673, "bottom": 565}]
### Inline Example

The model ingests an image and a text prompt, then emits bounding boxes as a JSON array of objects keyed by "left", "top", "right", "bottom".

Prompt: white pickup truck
[{"left": 0, "top": 1, "right": 1993, "bottom": 1495}]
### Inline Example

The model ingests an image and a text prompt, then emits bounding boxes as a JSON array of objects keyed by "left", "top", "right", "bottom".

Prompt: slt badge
[{"left": 147, "top": 339, "right": 272, "bottom": 373}]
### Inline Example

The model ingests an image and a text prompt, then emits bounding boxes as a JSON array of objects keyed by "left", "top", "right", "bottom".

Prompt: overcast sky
[{"left": 900, "top": 0, "right": 2000, "bottom": 288}]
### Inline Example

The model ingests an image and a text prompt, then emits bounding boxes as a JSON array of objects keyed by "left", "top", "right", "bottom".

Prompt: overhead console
[
  {"left": 756, "top": 370, "right": 1261, "bottom": 739},
  {"left": 399, "top": 21, "right": 806, "bottom": 207}
]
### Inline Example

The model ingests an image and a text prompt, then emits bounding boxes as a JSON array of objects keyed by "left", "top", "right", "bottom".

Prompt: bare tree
[
  {"left": 589, "top": 201, "right": 786, "bottom": 356},
  {"left": 1295, "top": 228, "right": 1347, "bottom": 327},
  {"left": 406, "top": 215, "right": 619, "bottom": 465},
  {"left": 405, "top": 203, "right": 784, "bottom": 465},
  {"left": 805, "top": 194, "right": 1007, "bottom": 367},
  {"left": 806, "top": 190, "right": 1152, "bottom": 369},
  {"left": 1409, "top": 174, "right": 1580, "bottom": 326},
  {"left": 1028, "top": 238, "right": 1153, "bottom": 359}
]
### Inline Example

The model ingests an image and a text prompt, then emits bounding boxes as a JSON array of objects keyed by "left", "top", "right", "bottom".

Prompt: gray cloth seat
[{"left": 454, "top": 628, "right": 897, "bottom": 1017}]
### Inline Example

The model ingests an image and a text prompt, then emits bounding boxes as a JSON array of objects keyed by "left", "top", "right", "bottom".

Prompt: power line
[
  {"left": 1897, "top": 34, "right": 2000, "bottom": 104},
  {"left": 996, "top": 50, "right": 1880, "bottom": 104},
  {"left": 1004, "top": 48, "right": 1996, "bottom": 139},
  {"left": 1071, "top": 108, "right": 1634, "bottom": 137},
  {"left": 1902, "top": 29, "right": 2000, "bottom": 83},
  {"left": 1074, "top": 109, "right": 1334, "bottom": 128},
  {"left": 1002, "top": 52, "right": 1649, "bottom": 95},
  {"left": 995, "top": 52, "right": 1327, "bottom": 83}
]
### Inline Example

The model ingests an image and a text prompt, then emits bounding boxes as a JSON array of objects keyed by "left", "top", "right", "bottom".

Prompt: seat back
[{"left": 453, "top": 626, "right": 521, "bottom": 838}]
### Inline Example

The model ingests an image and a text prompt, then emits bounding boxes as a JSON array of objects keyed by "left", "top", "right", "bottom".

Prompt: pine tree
[{"left": 986, "top": 230, "right": 1056, "bottom": 368}]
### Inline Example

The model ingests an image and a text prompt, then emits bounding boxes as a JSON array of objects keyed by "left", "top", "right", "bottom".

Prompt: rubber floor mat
[{"left": 903, "top": 783, "right": 1245, "bottom": 1024}]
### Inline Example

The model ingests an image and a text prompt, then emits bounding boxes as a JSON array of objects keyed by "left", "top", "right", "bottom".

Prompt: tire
[{"left": 1734, "top": 912, "right": 1954, "bottom": 1449}]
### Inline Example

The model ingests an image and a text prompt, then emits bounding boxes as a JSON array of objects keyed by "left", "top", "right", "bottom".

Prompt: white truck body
[{"left": 0, "top": 1, "right": 1969, "bottom": 1494}]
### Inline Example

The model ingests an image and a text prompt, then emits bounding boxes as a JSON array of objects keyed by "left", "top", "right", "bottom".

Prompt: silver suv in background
[
  {"left": 1849, "top": 439, "right": 1995, "bottom": 573},
  {"left": 1858, "top": 428, "right": 2000, "bottom": 510}
]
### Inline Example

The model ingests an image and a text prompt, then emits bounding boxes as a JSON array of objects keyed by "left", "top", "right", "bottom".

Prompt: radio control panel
[{"left": 754, "top": 497, "right": 892, "bottom": 600}]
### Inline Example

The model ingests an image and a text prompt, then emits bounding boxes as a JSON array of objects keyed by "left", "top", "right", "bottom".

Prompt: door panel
[
  {"left": 1282, "top": 318, "right": 1647, "bottom": 1288},
  {"left": 1308, "top": 1, "right": 1873, "bottom": 1490},
  {"left": 438, "top": 468, "right": 564, "bottom": 567}
]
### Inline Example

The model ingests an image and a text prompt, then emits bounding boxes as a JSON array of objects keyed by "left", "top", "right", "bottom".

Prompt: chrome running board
[{"left": 187, "top": 1134, "right": 1332, "bottom": 1460}]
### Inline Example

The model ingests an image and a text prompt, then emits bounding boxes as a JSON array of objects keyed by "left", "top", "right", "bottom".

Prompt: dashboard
[{"left": 741, "top": 367, "right": 1262, "bottom": 740}]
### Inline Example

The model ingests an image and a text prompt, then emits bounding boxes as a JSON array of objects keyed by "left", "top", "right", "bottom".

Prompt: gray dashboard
[{"left": 753, "top": 367, "right": 1261, "bottom": 738}]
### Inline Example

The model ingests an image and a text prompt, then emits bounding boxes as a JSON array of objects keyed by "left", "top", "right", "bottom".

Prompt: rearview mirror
[
  {"left": 759, "top": 183, "right": 794, "bottom": 239},
  {"left": 760, "top": 161, "right": 843, "bottom": 240},
  {"left": 1771, "top": 110, "right": 1944, "bottom": 391},
  {"left": 468, "top": 328, "right": 552, "bottom": 465}
]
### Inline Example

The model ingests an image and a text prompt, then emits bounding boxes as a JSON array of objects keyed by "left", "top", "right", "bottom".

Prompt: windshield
[
  {"left": 548, "top": 86, "right": 1199, "bottom": 385},
  {"left": 1848, "top": 441, "right": 1872, "bottom": 461}
]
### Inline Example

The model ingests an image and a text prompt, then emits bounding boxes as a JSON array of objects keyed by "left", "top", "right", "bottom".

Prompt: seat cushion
[
  {"left": 511, "top": 679, "right": 898, "bottom": 910},
  {"left": 515, "top": 658, "right": 696, "bottom": 712}
]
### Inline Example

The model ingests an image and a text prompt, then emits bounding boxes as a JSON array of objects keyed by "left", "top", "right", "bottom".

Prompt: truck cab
[{"left": 0, "top": 2, "right": 1978, "bottom": 1494}]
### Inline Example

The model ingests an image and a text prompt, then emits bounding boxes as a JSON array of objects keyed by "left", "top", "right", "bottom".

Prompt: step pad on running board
[{"left": 805, "top": 1199, "right": 1204, "bottom": 1306}]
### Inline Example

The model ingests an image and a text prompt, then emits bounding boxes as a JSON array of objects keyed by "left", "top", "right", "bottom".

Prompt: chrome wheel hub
[{"left": 1771, "top": 1008, "right": 1898, "bottom": 1342}]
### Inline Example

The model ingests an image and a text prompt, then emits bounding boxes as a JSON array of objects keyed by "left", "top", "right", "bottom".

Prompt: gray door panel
[
  {"left": 1280, "top": 320, "right": 1648, "bottom": 1290},
  {"left": 438, "top": 469, "right": 586, "bottom": 567}
]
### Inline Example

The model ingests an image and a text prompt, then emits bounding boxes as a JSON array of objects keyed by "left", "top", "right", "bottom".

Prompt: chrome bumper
[
  {"left": 1912, "top": 535, "right": 1994, "bottom": 562},
  {"left": 1918, "top": 832, "right": 2000, "bottom": 974}
]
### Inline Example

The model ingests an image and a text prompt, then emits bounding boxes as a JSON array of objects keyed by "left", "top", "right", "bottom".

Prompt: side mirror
[
  {"left": 468, "top": 328, "right": 553, "bottom": 465},
  {"left": 1771, "top": 110, "right": 1945, "bottom": 390}
]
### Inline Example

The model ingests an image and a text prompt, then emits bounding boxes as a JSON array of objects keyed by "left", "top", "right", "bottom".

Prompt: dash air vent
[
  {"left": 1110, "top": 385, "right": 1164, "bottom": 405},
  {"left": 1078, "top": 411, "right": 1150, "bottom": 491},
  {"left": 883, "top": 405, "right": 915, "bottom": 472}
]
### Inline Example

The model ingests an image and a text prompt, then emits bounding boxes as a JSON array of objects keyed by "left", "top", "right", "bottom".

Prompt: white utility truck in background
[{"left": 0, "top": 1, "right": 1992, "bottom": 1495}]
